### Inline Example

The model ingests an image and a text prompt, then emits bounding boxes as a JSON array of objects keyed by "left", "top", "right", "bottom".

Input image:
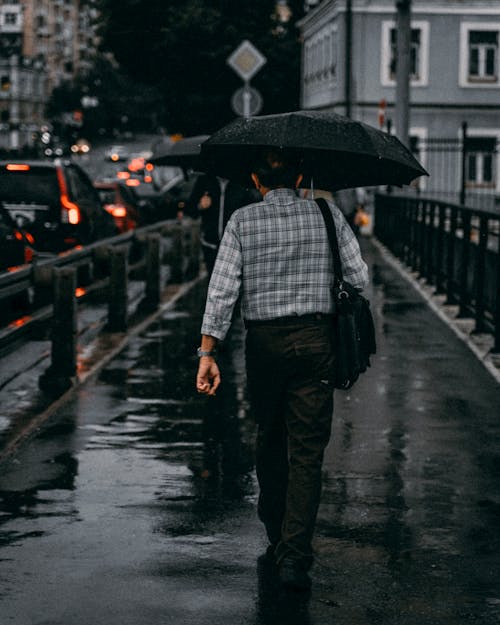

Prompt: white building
[{"left": 298, "top": 0, "right": 500, "bottom": 202}]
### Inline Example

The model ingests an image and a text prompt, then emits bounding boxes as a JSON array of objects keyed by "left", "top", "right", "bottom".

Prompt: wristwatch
[{"left": 197, "top": 347, "right": 217, "bottom": 358}]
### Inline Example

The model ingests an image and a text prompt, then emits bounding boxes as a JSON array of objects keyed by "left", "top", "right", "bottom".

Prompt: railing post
[
  {"left": 458, "top": 210, "right": 472, "bottom": 317},
  {"left": 473, "top": 215, "right": 488, "bottom": 333},
  {"left": 140, "top": 233, "right": 161, "bottom": 312},
  {"left": 170, "top": 224, "right": 184, "bottom": 283},
  {"left": 38, "top": 267, "right": 77, "bottom": 395},
  {"left": 186, "top": 221, "right": 201, "bottom": 279},
  {"left": 446, "top": 206, "right": 458, "bottom": 304},
  {"left": 435, "top": 204, "right": 446, "bottom": 293},
  {"left": 107, "top": 245, "right": 128, "bottom": 332}
]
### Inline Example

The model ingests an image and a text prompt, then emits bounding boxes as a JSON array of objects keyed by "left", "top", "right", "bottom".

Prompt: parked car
[
  {"left": 94, "top": 180, "right": 141, "bottom": 233},
  {"left": 0, "top": 160, "right": 118, "bottom": 253},
  {"left": 0, "top": 205, "right": 35, "bottom": 272}
]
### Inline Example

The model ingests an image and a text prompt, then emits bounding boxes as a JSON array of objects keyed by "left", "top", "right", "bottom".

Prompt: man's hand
[{"left": 196, "top": 357, "right": 221, "bottom": 396}]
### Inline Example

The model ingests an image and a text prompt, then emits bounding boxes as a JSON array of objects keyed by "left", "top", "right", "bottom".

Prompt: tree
[{"left": 97, "top": 0, "right": 305, "bottom": 134}]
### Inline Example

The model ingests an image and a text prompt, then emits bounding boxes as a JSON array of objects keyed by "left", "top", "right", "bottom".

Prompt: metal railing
[
  {"left": 374, "top": 193, "right": 500, "bottom": 352},
  {"left": 0, "top": 218, "right": 201, "bottom": 393}
]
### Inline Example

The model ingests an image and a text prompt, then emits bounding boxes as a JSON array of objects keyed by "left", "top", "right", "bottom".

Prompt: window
[
  {"left": 460, "top": 23, "right": 500, "bottom": 87},
  {"left": 389, "top": 28, "right": 421, "bottom": 80},
  {"left": 4, "top": 12, "right": 18, "bottom": 25},
  {"left": 465, "top": 137, "right": 497, "bottom": 188},
  {"left": 381, "top": 21, "right": 429, "bottom": 87},
  {"left": 468, "top": 31, "right": 497, "bottom": 81}
]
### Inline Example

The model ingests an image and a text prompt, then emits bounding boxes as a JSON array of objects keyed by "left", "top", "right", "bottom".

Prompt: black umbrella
[
  {"left": 200, "top": 111, "right": 427, "bottom": 190},
  {"left": 150, "top": 134, "right": 210, "bottom": 170}
]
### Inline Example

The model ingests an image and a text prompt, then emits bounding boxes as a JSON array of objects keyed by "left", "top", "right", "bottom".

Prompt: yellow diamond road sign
[{"left": 227, "top": 40, "right": 267, "bottom": 82}]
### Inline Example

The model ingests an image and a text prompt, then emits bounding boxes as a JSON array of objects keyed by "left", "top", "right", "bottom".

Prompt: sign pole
[{"left": 243, "top": 81, "right": 251, "bottom": 118}]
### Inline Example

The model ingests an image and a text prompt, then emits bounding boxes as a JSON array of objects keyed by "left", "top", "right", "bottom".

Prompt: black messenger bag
[{"left": 315, "top": 198, "right": 376, "bottom": 390}]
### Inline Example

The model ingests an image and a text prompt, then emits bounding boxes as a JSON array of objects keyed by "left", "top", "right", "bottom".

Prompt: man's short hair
[{"left": 252, "top": 149, "right": 302, "bottom": 189}]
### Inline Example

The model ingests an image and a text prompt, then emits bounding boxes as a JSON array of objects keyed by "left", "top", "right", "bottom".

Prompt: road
[{"left": 0, "top": 239, "right": 499, "bottom": 624}]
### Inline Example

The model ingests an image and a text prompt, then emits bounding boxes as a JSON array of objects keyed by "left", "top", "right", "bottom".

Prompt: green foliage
[{"left": 97, "top": 0, "right": 305, "bottom": 133}]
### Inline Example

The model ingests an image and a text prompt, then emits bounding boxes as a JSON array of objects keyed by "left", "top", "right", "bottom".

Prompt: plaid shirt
[{"left": 201, "top": 188, "right": 369, "bottom": 340}]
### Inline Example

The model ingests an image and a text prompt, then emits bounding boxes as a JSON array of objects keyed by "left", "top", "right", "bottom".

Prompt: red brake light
[
  {"left": 56, "top": 168, "right": 81, "bottom": 224},
  {"left": 117, "top": 171, "right": 130, "bottom": 180},
  {"left": 105, "top": 204, "right": 127, "bottom": 218},
  {"left": 126, "top": 179, "right": 140, "bottom": 187},
  {"left": 6, "top": 164, "right": 30, "bottom": 171},
  {"left": 24, "top": 246, "right": 34, "bottom": 263}
]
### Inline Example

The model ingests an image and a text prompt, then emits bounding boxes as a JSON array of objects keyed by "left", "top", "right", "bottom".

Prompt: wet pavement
[{"left": 0, "top": 238, "right": 499, "bottom": 625}]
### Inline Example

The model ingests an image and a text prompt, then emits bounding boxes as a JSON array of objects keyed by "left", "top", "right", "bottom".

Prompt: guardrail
[
  {"left": 0, "top": 218, "right": 201, "bottom": 393},
  {"left": 374, "top": 193, "right": 500, "bottom": 352}
]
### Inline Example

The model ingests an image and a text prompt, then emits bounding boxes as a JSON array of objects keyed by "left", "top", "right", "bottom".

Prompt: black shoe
[{"left": 278, "top": 557, "right": 312, "bottom": 591}]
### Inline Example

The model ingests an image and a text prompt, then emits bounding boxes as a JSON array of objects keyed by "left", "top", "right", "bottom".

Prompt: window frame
[
  {"left": 380, "top": 20, "right": 430, "bottom": 88},
  {"left": 461, "top": 128, "right": 500, "bottom": 191},
  {"left": 459, "top": 22, "right": 500, "bottom": 88}
]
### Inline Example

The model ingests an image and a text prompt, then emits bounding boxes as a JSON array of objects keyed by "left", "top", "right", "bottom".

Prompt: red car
[{"left": 94, "top": 181, "right": 140, "bottom": 233}]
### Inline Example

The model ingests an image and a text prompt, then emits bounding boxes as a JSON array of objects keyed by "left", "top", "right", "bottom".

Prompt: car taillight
[
  {"left": 6, "top": 163, "right": 30, "bottom": 171},
  {"left": 56, "top": 168, "right": 81, "bottom": 224},
  {"left": 104, "top": 204, "right": 127, "bottom": 218},
  {"left": 24, "top": 246, "right": 34, "bottom": 263}
]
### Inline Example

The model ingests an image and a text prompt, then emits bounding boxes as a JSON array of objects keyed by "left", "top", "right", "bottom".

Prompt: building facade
[
  {"left": 0, "top": 0, "right": 100, "bottom": 149},
  {"left": 298, "top": 0, "right": 500, "bottom": 201}
]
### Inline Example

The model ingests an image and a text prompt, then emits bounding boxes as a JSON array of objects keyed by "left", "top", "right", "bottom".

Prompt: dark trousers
[{"left": 245, "top": 319, "right": 334, "bottom": 566}]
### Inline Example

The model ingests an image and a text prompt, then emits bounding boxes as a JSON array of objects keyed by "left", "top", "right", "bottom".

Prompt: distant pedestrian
[
  {"left": 187, "top": 174, "right": 258, "bottom": 275},
  {"left": 333, "top": 186, "right": 367, "bottom": 236},
  {"left": 195, "top": 149, "right": 368, "bottom": 590}
]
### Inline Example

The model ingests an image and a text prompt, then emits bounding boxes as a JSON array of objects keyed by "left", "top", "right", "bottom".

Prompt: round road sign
[{"left": 231, "top": 86, "right": 263, "bottom": 117}]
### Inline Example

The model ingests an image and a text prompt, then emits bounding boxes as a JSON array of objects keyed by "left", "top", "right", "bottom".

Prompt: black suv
[{"left": 0, "top": 160, "right": 117, "bottom": 253}]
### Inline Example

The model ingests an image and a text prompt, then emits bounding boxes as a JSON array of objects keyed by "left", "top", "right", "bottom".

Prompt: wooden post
[
  {"left": 170, "top": 224, "right": 184, "bottom": 284},
  {"left": 38, "top": 267, "right": 77, "bottom": 395},
  {"left": 141, "top": 233, "right": 161, "bottom": 311},
  {"left": 107, "top": 246, "right": 128, "bottom": 332},
  {"left": 186, "top": 222, "right": 201, "bottom": 279}
]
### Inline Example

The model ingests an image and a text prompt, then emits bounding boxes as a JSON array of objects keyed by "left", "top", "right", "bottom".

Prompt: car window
[
  {"left": 66, "top": 165, "right": 99, "bottom": 205},
  {"left": 0, "top": 207, "right": 14, "bottom": 234},
  {"left": 0, "top": 166, "right": 59, "bottom": 204}
]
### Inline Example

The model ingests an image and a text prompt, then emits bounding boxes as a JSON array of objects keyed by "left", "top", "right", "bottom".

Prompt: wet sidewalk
[{"left": 0, "top": 238, "right": 499, "bottom": 625}]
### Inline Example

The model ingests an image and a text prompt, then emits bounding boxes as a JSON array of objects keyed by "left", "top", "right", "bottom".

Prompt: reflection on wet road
[{"left": 0, "top": 240, "right": 499, "bottom": 624}]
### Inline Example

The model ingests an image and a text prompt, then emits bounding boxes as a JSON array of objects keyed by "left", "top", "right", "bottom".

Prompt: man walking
[{"left": 196, "top": 149, "right": 368, "bottom": 590}]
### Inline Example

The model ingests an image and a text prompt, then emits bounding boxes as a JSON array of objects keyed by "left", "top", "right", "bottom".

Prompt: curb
[
  {"left": 371, "top": 238, "right": 500, "bottom": 386},
  {"left": 0, "top": 274, "right": 206, "bottom": 464}
]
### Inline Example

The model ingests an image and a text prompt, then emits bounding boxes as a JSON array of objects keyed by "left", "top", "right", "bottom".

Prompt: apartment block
[{"left": 0, "top": 0, "right": 100, "bottom": 148}]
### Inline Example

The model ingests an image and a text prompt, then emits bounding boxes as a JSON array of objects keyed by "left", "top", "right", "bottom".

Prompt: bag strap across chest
[{"left": 315, "top": 197, "right": 343, "bottom": 286}]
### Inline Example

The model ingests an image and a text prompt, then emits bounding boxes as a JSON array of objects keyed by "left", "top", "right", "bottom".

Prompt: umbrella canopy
[
  {"left": 200, "top": 111, "right": 428, "bottom": 190},
  {"left": 150, "top": 134, "right": 210, "bottom": 169}
]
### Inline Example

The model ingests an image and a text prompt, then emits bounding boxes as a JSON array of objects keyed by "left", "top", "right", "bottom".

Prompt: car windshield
[{"left": 0, "top": 167, "right": 60, "bottom": 205}]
